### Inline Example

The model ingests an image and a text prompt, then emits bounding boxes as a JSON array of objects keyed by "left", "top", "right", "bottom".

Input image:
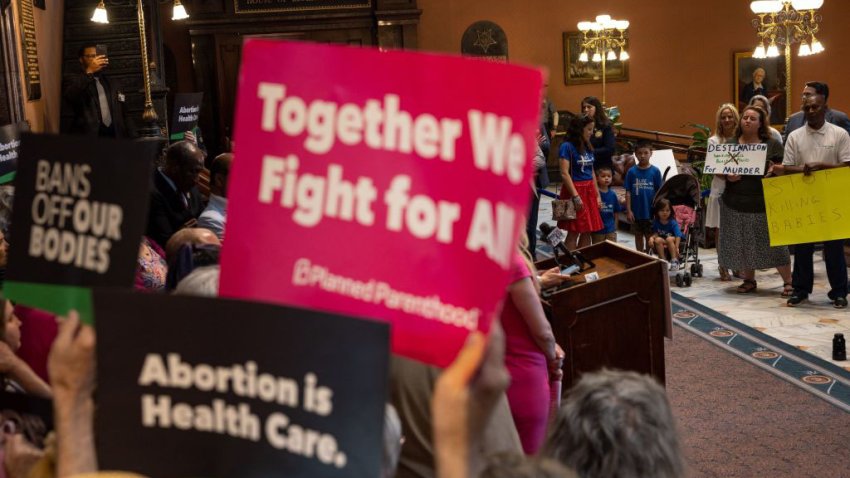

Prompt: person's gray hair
[
  {"left": 748, "top": 94, "right": 772, "bottom": 116},
  {"left": 479, "top": 452, "right": 578, "bottom": 478},
  {"left": 173, "top": 265, "right": 219, "bottom": 297},
  {"left": 541, "top": 369, "right": 683, "bottom": 478},
  {"left": 381, "top": 403, "right": 402, "bottom": 478}
]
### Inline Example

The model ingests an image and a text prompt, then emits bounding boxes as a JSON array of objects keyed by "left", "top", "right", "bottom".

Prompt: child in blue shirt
[
  {"left": 649, "top": 198, "right": 684, "bottom": 270},
  {"left": 625, "top": 140, "right": 663, "bottom": 253},
  {"left": 591, "top": 166, "right": 624, "bottom": 244}
]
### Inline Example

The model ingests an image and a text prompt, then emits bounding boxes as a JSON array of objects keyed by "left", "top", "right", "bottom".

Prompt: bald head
[{"left": 165, "top": 227, "right": 221, "bottom": 263}]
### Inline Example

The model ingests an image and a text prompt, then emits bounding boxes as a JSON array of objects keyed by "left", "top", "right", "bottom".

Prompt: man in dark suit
[
  {"left": 783, "top": 81, "right": 850, "bottom": 142},
  {"left": 62, "top": 44, "right": 128, "bottom": 138},
  {"left": 147, "top": 141, "right": 205, "bottom": 247}
]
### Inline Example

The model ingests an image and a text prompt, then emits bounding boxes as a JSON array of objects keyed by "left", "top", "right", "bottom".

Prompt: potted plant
[{"left": 682, "top": 122, "right": 712, "bottom": 192}]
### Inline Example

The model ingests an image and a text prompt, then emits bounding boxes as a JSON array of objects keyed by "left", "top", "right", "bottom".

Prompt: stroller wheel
[
  {"left": 690, "top": 264, "right": 698, "bottom": 276},
  {"left": 684, "top": 272, "right": 692, "bottom": 287},
  {"left": 697, "top": 263, "right": 704, "bottom": 277},
  {"left": 676, "top": 274, "right": 684, "bottom": 287}
]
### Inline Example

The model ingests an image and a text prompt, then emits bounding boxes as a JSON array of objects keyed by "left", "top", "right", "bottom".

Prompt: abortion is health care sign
[
  {"left": 219, "top": 40, "right": 543, "bottom": 367},
  {"left": 703, "top": 142, "right": 767, "bottom": 175},
  {"left": 94, "top": 291, "right": 389, "bottom": 478}
]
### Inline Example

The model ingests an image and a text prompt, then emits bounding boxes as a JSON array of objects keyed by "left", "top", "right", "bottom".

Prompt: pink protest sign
[{"left": 220, "top": 39, "right": 543, "bottom": 367}]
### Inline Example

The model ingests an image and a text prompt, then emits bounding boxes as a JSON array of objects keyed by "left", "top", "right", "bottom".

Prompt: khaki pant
[{"left": 591, "top": 232, "right": 617, "bottom": 244}]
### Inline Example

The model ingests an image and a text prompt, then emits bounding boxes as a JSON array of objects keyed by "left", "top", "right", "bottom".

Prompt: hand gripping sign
[{"left": 220, "top": 40, "right": 543, "bottom": 367}]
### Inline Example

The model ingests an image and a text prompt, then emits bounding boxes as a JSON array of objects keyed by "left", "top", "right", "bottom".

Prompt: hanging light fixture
[
  {"left": 89, "top": 0, "right": 191, "bottom": 137},
  {"left": 765, "top": 40, "right": 780, "bottom": 57},
  {"left": 575, "top": 13, "right": 629, "bottom": 104},
  {"left": 172, "top": 0, "right": 190, "bottom": 20},
  {"left": 749, "top": 0, "right": 826, "bottom": 118},
  {"left": 91, "top": 0, "right": 109, "bottom": 23}
]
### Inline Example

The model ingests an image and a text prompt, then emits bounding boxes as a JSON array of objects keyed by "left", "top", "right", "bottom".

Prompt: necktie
[{"left": 94, "top": 77, "right": 112, "bottom": 127}]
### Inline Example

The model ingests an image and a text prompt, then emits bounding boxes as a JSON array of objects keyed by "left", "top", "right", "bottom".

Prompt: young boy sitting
[
  {"left": 649, "top": 198, "right": 685, "bottom": 270},
  {"left": 625, "top": 141, "right": 663, "bottom": 253},
  {"left": 591, "top": 166, "right": 624, "bottom": 244}
]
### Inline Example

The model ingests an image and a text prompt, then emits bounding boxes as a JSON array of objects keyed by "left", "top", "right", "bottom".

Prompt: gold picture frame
[
  {"left": 563, "top": 31, "right": 629, "bottom": 86},
  {"left": 733, "top": 51, "right": 787, "bottom": 127}
]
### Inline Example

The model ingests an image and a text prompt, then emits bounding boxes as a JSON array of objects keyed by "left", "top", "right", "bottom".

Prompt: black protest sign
[
  {"left": 171, "top": 92, "right": 203, "bottom": 135},
  {"left": 94, "top": 290, "right": 390, "bottom": 478},
  {"left": 4, "top": 134, "right": 153, "bottom": 323},
  {"left": 0, "top": 122, "right": 28, "bottom": 184}
]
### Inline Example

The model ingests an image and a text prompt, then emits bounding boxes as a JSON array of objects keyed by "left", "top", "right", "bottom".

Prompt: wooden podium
[{"left": 536, "top": 241, "right": 671, "bottom": 389}]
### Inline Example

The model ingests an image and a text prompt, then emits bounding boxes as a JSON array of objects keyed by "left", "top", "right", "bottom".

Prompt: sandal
[
  {"left": 718, "top": 267, "right": 731, "bottom": 282},
  {"left": 736, "top": 279, "right": 757, "bottom": 294},
  {"left": 781, "top": 282, "right": 794, "bottom": 298}
]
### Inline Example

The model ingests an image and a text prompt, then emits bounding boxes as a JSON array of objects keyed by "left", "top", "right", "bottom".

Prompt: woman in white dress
[{"left": 705, "top": 104, "right": 739, "bottom": 281}]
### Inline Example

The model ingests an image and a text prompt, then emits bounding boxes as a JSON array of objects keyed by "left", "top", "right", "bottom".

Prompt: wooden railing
[
  {"left": 547, "top": 124, "right": 706, "bottom": 171},
  {"left": 616, "top": 126, "right": 705, "bottom": 162}
]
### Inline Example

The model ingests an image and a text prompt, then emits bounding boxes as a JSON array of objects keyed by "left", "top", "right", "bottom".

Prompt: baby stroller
[{"left": 651, "top": 173, "right": 703, "bottom": 287}]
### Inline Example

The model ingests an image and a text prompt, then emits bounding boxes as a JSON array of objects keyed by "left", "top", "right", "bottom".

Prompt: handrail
[{"left": 618, "top": 126, "right": 694, "bottom": 142}]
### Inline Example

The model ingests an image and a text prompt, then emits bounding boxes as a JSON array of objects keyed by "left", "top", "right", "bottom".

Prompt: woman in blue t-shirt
[{"left": 557, "top": 115, "right": 603, "bottom": 250}]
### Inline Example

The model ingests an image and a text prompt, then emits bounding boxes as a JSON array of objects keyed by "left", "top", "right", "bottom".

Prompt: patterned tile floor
[{"left": 535, "top": 194, "right": 850, "bottom": 371}]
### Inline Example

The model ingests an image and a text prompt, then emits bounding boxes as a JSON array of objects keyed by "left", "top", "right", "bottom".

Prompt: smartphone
[
  {"left": 560, "top": 264, "right": 580, "bottom": 275},
  {"left": 95, "top": 44, "right": 108, "bottom": 57}
]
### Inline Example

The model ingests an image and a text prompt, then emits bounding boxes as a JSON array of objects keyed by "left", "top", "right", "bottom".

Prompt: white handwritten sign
[{"left": 704, "top": 143, "right": 767, "bottom": 176}]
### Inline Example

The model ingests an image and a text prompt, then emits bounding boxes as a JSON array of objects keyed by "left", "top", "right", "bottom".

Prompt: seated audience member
[
  {"left": 135, "top": 237, "right": 167, "bottom": 292},
  {"left": 479, "top": 452, "right": 577, "bottom": 478},
  {"left": 173, "top": 265, "right": 220, "bottom": 298},
  {"left": 197, "top": 153, "right": 232, "bottom": 241},
  {"left": 164, "top": 228, "right": 221, "bottom": 290},
  {"left": 431, "top": 324, "right": 512, "bottom": 478},
  {"left": 164, "top": 227, "right": 221, "bottom": 264},
  {"left": 0, "top": 227, "right": 8, "bottom": 283},
  {"left": 13, "top": 304, "right": 57, "bottom": 384},
  {"left": 541, "top": 369, "right": 684, "bottom": 478},
  {"left": 0, "top": 300, "right": 51, "bottom": 399},
  {"left": 648, "top": 198, "right": 684, "bottom": 270},
  {"left": 146, "top": 140, "right": 205, "bottom": 247}
]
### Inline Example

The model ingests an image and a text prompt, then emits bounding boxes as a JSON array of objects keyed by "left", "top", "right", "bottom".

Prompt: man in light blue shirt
[{"left": 198, "top": 153, "right": 232, "bottom": 241}]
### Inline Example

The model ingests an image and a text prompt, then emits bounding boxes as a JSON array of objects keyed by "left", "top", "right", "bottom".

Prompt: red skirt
[{"left": 558, "top": 179, "right": 603, "bottom": 232}]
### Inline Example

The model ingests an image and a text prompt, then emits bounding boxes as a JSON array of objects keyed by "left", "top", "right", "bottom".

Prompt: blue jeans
[{"left": 791, "top": 240, "right": 848, "bottom": 299}]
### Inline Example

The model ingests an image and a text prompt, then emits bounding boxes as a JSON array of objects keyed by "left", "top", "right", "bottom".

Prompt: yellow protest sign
[{"left": 763, "top": 167, "right": 850, "bottom": 246}]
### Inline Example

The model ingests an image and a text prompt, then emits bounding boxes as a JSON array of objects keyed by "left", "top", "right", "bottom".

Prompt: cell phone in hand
[{"left": 95, "top": 44, "right": 108, "bottom": 58}]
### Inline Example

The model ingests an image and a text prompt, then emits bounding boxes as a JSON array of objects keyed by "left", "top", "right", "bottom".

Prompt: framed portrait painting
[
  {"left": 733, "top": 51, "right": 787, "bottom": 126},
  {"left": 563, "top": 31, "right": 629, "bottom": 86}
]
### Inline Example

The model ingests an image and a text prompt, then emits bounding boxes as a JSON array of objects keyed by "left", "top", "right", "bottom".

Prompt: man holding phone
[{"left": 62, "top": 43, "right": 128, "bottom": 138}]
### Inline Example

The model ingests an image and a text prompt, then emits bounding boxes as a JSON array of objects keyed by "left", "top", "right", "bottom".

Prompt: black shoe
[
  {"left": 834, "top": 297, "right": 848, "bottom": 309},
  {"left": 787, "top": 293, "right": 808, "bottom": 307}
]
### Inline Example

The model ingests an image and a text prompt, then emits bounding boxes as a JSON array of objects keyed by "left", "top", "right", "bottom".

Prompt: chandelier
[
  {"left": 576, "top": 15, "right": 629, "bottom": 105},
  {"left": 751, "top": 0, "right": 823, "bottom": 59},
  {"left": 749, "top": 0, "right": 824, "bottom": 118}
]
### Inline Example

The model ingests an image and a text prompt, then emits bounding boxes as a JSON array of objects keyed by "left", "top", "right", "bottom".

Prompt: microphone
[{"left": 539, "top": 223, "right": 570, "bottom": 257}]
